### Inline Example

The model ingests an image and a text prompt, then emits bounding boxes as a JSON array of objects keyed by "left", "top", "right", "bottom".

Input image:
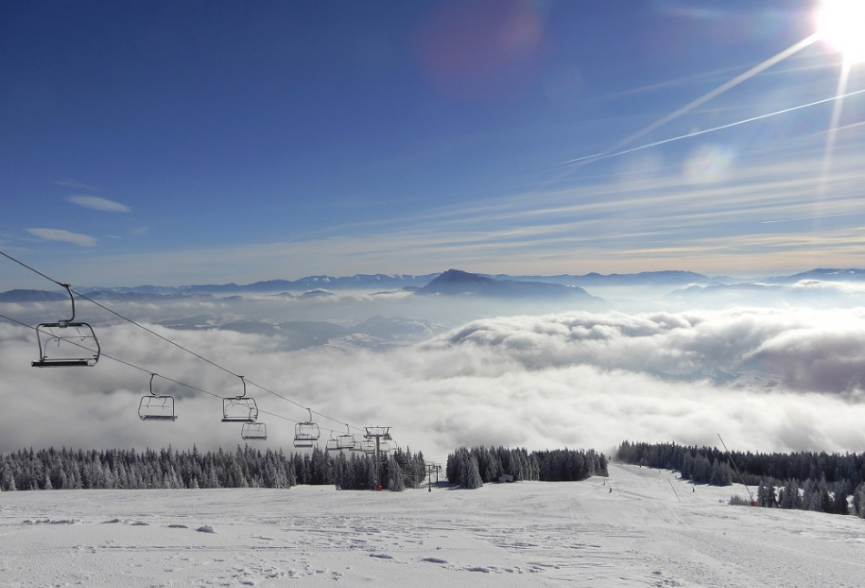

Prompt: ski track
[{"left": 1, "top": 465, "right": 863, "bottom": 587}]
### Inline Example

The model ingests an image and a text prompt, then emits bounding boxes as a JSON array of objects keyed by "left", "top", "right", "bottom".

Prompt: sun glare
[{"left": 816, "top": 0, "right": 865, "bottom": 64}]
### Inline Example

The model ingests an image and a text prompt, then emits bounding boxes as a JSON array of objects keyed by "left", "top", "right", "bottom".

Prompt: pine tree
[
  {"left": 0, "top": 456, "right": 17, "bottom": 491},
  {"left": 853, "top": 483, "right": 865, "bottom": 518},
  {"left": 387, "top": 456, "right": 405, "bottom": 492},
  {"left": 462, "top": 456, "right": 483, "bottom": 489},
  {"left": 832, "top": 480, "right": 850, "bottom": 515}
]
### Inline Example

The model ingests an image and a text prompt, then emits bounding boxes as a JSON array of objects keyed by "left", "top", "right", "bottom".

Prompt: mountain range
[{"left": 3, "top": 268, "right": 865, "bottom": 302}]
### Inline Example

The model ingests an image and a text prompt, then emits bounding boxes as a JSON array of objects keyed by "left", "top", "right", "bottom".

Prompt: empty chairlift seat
[
  {"left": 336, "top": 425, "right": 356, "bottom": 450},
  {"left": 293, "top": 409, "right": 320, "bottom": 448},
  {"left": 241, "top": 422, "right": 267, "bottom": 440},
  {"left": 222, "top": 376, "right": 259, "bottom": 423},
  {"left": 325, "top": 435, "right": 340, "bottom": 453},
  {"left": 32, "top": 285, "right": 100, "bottom": 367},
  {"left": 354, "top": 438, "right": 376, "bottom": 455},
  {"left": 139, "top": 374, "right": 178, "bottom": 421}
]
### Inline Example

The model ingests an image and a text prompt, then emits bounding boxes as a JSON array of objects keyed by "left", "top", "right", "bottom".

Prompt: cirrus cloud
[
  {"left": 68, "top": 195, "right": 132, "bottom": 213},
  {"left": 26, "top": 228, "right": 97, "bottom": 247}
]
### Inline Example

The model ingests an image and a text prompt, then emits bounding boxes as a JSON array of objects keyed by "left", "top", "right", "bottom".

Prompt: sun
[{"left": 816, "top": 0, "right": 865, "bottom": 64}]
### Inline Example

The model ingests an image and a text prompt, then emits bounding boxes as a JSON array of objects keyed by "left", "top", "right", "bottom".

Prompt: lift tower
[{"left": 364, "top": 426, "right": 392, "bottom": 489}]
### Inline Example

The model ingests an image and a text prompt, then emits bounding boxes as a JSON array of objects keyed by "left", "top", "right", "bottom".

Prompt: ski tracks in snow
[{"left": 2, "top": 467, "right": 865, "bottom": 587}]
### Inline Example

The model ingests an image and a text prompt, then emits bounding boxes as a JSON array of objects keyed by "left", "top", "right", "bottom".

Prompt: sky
[{"left": 2, "top": 0, "right": 865, "bottom": 290}]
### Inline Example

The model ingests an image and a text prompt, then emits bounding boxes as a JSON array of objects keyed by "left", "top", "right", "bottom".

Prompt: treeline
[
  {"left": 755, "top": 476, "right": 865, "bottom": 518},
  {"left": 617, "top": 441, "right": 865, "bottom": 487},
  {"left": 0, "top": 445, "right": 425, "bottom": 492},
  {"left": 616, "top": 441, "right": 865, "bottom": 519},
  {"left": 446, "top": 446, "right": 608, "bottom": 489},
  {"left": 295, "top": 446, "right": 426, "bottom": 491},
  {"left": 616, "top": 441, "right": 734, "bottom": 486}
]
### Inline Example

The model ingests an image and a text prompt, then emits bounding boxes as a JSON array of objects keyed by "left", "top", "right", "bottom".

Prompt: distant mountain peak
[
  {"left": 436, "top": 269, "right": 494, "bottom": 284},
  {"left": 415, "top": 269, "right": 595, "bottom": 300}
]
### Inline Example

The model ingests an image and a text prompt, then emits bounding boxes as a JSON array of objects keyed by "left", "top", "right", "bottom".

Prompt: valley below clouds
[{"left": 3, "top": 283, "right": 865, "bottom": 461}]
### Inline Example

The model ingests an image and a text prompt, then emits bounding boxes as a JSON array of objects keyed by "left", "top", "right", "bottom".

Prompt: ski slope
[{"left": 1, "top": 464, "right": 863, "bottom": 587}]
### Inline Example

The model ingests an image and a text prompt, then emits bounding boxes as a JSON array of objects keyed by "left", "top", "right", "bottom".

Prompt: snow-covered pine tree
[{"left": 462, "top": 456, "right": 483, "bottom": 489}]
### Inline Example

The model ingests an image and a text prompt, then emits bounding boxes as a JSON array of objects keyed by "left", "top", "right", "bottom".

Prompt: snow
[{"left": 2, "top": 465, "right": 863, "bottom": 587}]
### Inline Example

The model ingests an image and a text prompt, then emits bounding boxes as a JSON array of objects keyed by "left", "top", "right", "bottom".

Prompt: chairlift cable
[
  {"left": 0, "top": 250, "right": 68, "bottom": 289},
  {"left": 0, "top": 252, "right": 363, "bottom": 432},
  {"left": 66, "top": 292, "right": 362, "bottom": 430},
  {"left": 0, "top": 311, "right": 222, "bottom": 400},
  {"left": 244, "top": 377, "right": 360, "bottom": 432},
  {"left": 71, "top": 288, "right": 240, "bottom": 379},
  {"left": 66, "top": 291, "right": 354, "bottom": 428},
  {"left": 3, "top": 312, "right": 345, "bottom": 431}
]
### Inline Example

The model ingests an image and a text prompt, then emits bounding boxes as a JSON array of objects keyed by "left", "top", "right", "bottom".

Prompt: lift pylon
[{"left": 363, "top": 426, "right": 392, "bottom": 490}]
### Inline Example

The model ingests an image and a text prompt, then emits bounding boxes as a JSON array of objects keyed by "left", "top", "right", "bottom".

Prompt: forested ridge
[
  {"left": 0, "top": 445, "right": 425, "bottom": 492},
  {"left": 617, "top": 441, "right": 865, "bottom": 518}
]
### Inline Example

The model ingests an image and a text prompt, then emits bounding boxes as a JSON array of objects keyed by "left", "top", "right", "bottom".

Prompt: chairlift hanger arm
[{"left": 60, "top": 284, "right": 76, "bottom": 325}]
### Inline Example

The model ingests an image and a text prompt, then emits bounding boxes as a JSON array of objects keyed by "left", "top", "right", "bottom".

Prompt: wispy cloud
[
  {"left": 52, "top": 179, "right": 101, "bottom": 191},
  {"left": 68, "top": 195, "right": 132, "bottom": 213},
  {"left": 17, "top": 143, "right": 865, "bottom": 285},
  {"left": 26, "top": 228, "right": 97, "bottom": 247}
]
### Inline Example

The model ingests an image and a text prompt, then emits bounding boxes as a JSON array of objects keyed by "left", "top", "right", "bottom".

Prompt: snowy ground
[{"left": 1, "top": 464, "right": 864, "bottom": 588}]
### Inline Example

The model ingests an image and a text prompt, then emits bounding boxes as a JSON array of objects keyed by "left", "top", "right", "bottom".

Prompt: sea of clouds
[{"left": 3, "top": 290, "right": 865, "bottom": 462}]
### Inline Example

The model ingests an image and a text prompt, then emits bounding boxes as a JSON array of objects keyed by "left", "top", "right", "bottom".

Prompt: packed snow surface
[{"left": 1, "top": 465, "right": 863, "bottom": 587}]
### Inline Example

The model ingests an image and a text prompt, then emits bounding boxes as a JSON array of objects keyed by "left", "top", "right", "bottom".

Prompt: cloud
[
  {"left": 427, "top": 307, "right": 865, "bottom": 394},
  {"left": 25, "top": 144, "right": 865, "bottom": 288},
  {"left": 26, "top": 228, "right": 97, "bottom": 247},
  {"left": 67, "top": 195, "right": 132, "bottom": 213},
  {"left": 3, "top": 300, "right": 865, "bottom": 460},
  {"left": 52, "top": 179, "right": 101, "bottom": 191}
]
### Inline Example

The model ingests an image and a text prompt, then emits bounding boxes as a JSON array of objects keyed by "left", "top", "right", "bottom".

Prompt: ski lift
[
  {"left": 241, "top": 422, "right": 267, "bottom": 440},
  {"left": 325, "top": 433, "right": 340, "bottom": 453},
  {"left": 336, "top": 425, "right": 356, "bottom": 450},
  {"left": 138, "top": 373, "right": 178, "bottom": 421},
  {"left": 354, "top": 438, "right": 376, "bottom": 455},
  {"left": 32, "top": 284, "right": 100, "bottom": 367},
  {"left": 294, "top": 408, "right": 320, "bottom": 448},
  {"left": 222, "top": 376, "right": 258, "bottom": 423}
]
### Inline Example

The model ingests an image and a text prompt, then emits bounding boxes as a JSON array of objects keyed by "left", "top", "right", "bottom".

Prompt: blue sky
[{"left": 2, "top": 0, "right": 864, "bottom": 288}]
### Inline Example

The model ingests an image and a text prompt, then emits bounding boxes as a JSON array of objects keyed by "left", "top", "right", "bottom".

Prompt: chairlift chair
[
  {"left": 325, "top": 435, "right": 340, "bottom": 453},
  {"left": 32, "top": 284, "right": 100, "bottom": 367},
  {"left": 138, "top": 373, "right": 178, "bottom": 421},
  {"left": 336, "top": 425, "right": 356, "bottom": 450},
  {"left": 241, "top": 422, "right": 267, "bottom": 440},
  {"left": 294, "top": 408, "right": 320, "bottom": 448},
  {"left": 222, "top": 376, "right": 258, "bottom": 423},
  {"left": 354, "top": 438, "right": 376, "bottom": 455}
]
